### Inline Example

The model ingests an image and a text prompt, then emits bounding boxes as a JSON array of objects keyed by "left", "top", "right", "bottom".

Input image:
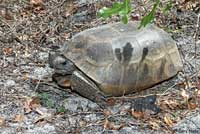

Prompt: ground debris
[{"left": 0, "top": 0, "right": 199, "bottom": 133}]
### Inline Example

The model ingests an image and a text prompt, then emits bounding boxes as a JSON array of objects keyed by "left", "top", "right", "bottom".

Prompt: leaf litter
[{"left": 0, "top": 0, "right": 199, "bottom": 133}]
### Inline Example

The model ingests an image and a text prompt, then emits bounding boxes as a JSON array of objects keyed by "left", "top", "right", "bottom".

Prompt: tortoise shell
[{"left": 62, "top": 21, "right": 183, "bottom": 96}]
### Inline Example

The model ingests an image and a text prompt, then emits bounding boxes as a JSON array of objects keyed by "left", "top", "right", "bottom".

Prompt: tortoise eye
[{"left": 62, "top": 61, "right": 67, "bottom": 66}]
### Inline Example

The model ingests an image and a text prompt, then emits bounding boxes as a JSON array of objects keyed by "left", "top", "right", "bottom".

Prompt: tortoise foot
[{"left": 71, "top": 70, "right": 107, "bottom": 107}]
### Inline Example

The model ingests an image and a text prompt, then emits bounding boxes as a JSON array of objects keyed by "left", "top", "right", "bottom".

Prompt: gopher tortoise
[{"left": 49, "top": 21, "right": 183, "bottom": 104}]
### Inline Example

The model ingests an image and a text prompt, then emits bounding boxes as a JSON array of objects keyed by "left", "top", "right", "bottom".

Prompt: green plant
[
  {"left": 38, "top": 92, "right": 54, "bottom": 108},
  {"left": 38, "top": 93, "right": 67, "bottom": 113},
  {"left": 138, "top": 0, "right": 160, "bottom": 29},
  {"left": 98, "top": 0, "right": 172, "bottom": 28},
  {"left": 56, "top": 106, "right": 66, "bottom": 113},
  {"left": 98, "top": 0, "right": 131, "bottom": 24}
]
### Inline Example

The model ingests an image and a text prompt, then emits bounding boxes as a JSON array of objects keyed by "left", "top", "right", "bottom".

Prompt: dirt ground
[{"left": 0, "top": 0, "right": 200, "bottom": 134}]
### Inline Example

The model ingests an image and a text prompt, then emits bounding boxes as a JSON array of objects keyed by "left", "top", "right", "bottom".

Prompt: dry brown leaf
[
  {"left": 180, "top": 89, "right": 190, "bottom": 102},
  {"left": 3, "top": 47, "right": 13, "bottom": 55},
  {"left": 103, "top": 118, "right": 124, "bottom": 130},
  {"left": 164, "top": 115, "right": 173, "bottom": 127},
  {"left": 0, "top": 9, "right": 13, "bottom": 20},
  {"left": 34, "top": 116, "right": 46, "bottom": 124},
  {"left": 23, "top": 73, "right": 29, "bottom": 80},
  {"left": 13, "top": 114, "right": 24, "bottom": 122},
  {"left": 131, "top": 14, "right": 140, "bottom": 21},
  {"left": 178, "top": 81, "right": 193, "bottom": 89},
  {"left": 35, "top": 107, "right": 45, "bottom": 115},
  {"left": 33, "top": 6, "right": 46, "bottom": 14},
  {"left": 159, "top": 97, "right": 184, "bottom": 111},
  {"left": 65, "top": 4, "right": 77, "bottom": 17},
  {"left": 30, "top": 96, "right": 41, "bottom": 109},
  {"left": 62, "top": 33, "right": 71, "bottom": 39},
  {"left": 30, "top": 0, "right": 43, "bottom": 6},
  {"left": 185, "top": 0, "right": 199, "bottom": 2},
  {"left": 103, "top": 109, "right": 112, "bottom": 117},
  {"left": 103, "top": 118, "right": 111, "bottom": 129},
  {"left": 34, "top": 113, "right": 52, "bottom": 124},
  {"left": 18, "top": 35, "right": 29, "bottom": 41},
  {"left": 0, "top": 117, "right": 5, "bottom": 126},
  {"left": 197, "top": 89, "right": 200, "bottom": 95},
  {"left": 188, "top": 102, "right": 198, "bottom": 110},
  {"left": 163, "top": 100, "right": 181, "bottom": 110},
  {"left": 131, "top": 110, "right": 144, "bottom": 119},
  {"left": 149, "top": 121, "right": 160, "bottom": 130},
  {"left": 106, "top": 98, "right": 116, "bottom": 106},
  {"left": 24, "top": 97, "right": 41, "bottom": 113},
  {"left": 79, "top": 120, "right": 87, "bottom": 127},
  {"left": 24, "top": 98, "right": 32, "bottom": 114},
  {"left": 177, "top": 82, "right": 186, "bottom": 89},
  {"left": 111, "top": 124, "right": 124, "bottom": 130}
]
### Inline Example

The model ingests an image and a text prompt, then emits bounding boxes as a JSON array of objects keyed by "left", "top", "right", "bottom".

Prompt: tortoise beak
[{"left": 49, "top": 51, "right": 57, "bottom": 68}]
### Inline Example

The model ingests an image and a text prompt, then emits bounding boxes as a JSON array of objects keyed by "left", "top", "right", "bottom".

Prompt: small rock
[
  {"left": 173, "top": 113, "right": 200, "bottom": 134},
  {"left": 38, "top": 52, "right": 49, "bottom": 61},
  {"left": 0, "top": 128, "right": 17, "bottom": 134},
  {"left": 63, "top": 96, "right": 99, "bottom": 113},
  {"left": 4, "top": 79, "right": 15, "bottom": 87},
  {"left": 81, "top": 125, "right": 103, "bottom": 134},
  {"left": 33, "top": 66, "right": 53, "bottom": 79},
  {"left": 119, "top": 127, "right": 135, "bottom": 134},
  {"left": 25, "top": 124, "right": 56, "bottom": 134},
  {"left": 108, "top": 103, "right": 122, "bottom": 115},
  {"left": 6, "top": 57, "right": 14, "bottom": 63},
  {"left": 120, "top": 103, "right": 131, "bottom": 115},
  {"left": 84, "top": 114, "right": 102, "bottom": 122},
  {"left": 68, "top": 116, "right": 78, "bottom": 127}
]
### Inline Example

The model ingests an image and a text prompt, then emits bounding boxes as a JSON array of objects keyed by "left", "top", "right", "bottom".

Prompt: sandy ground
[{"left": 0, "top": 0, "right": 199, "bottom": 133}]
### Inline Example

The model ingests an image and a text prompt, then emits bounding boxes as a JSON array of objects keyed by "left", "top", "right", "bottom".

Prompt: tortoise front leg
[{"left": 70, "top": 70, "right": 107, "bottom": 107}]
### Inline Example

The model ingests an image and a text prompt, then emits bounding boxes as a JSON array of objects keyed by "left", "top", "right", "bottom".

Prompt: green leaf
[
  {"left": 138, "top": 0, "right": 160, "bottom": 29},
  {"left": 98, "top": 0, "right": 131, "bottom": 24},
  {"left": 98, "top": 2, "right": 122, "bottom": 18},
  {"left": 119, "top": 0, "right": 131, "bottom": 24},
  {"left": 98, "top": 0, "right": 167, "bottom": 27},
  {"left": 38, "top": 93, "right": 54, "bottom": 108},
  {"left": 56, "top": 106, "right": 66, "bottom": 113},
  {"left": 121, "top": 14, "right": 128, "bottom": 24},
  {"left": 122, "top": 0, "right": 131, "bottom": 14}
]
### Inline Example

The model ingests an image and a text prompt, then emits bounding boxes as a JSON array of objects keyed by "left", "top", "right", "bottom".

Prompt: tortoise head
[{"left": 49, "top": 51, "right": 76, "bottom": 75}]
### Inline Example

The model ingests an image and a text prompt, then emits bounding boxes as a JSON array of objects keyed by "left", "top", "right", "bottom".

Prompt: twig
[
  {"left": 69, "top": 111, "right": 104, "bottom": 117},
  {"left": 194, "top": 13, "right": 200, "bottom": 84},
  {"left": 194, "top": 13, "right": 200, "bottom": 59},
  {"left": 179, "top": 45, "right": 190, "bottom": 90},
  {"left": 160, "top": 83, "right": 177, "bottom": 96},
  {"left": 34, "top": 78, "right": 41, "bottom": 92}
]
